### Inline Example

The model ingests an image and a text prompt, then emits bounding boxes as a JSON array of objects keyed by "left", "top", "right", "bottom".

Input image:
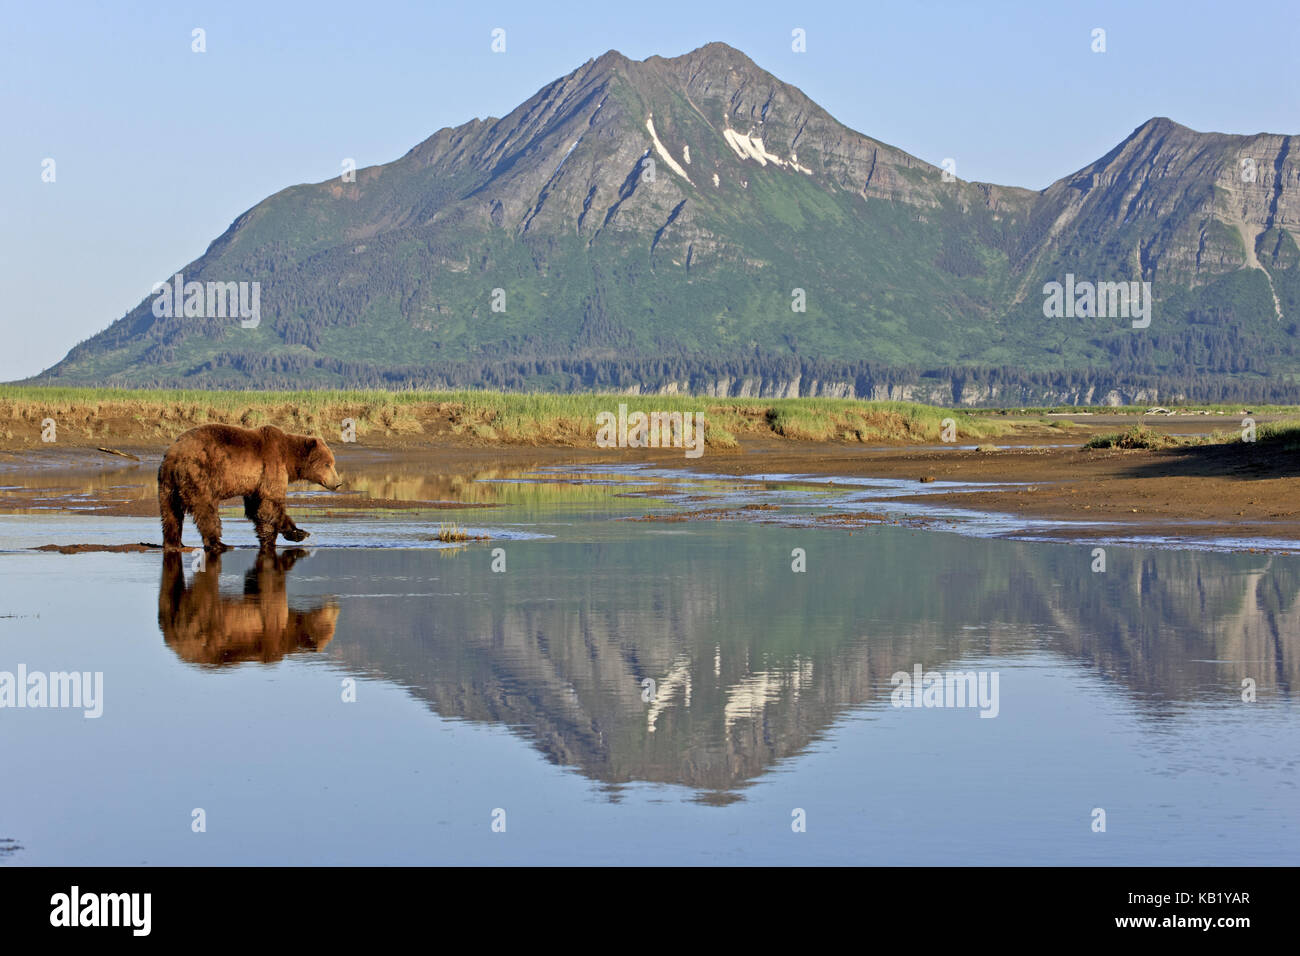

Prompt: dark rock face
[
  {"left": 1023, "top": 118, "right": 1297, "bottom": 296},
  {"left": 33, "top": 44, "right": 1300, "bottom": 401}
]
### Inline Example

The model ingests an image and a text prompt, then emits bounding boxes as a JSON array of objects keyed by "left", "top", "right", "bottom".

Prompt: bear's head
[{"left": 297, "top": 436, "right": 343, "bottom": 490}]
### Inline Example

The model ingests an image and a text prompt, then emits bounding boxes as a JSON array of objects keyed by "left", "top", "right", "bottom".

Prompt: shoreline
[
  {"left": 656, "top": 438, "right": 1300, "bottom": 545},
  {"left": 2, "top": 427, "right": 1298, "bottom": 548}
]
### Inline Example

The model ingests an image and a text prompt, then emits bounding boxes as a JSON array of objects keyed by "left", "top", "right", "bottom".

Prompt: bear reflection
[{"left": 158, "top": 549, "right": 339, "bottom": 667}]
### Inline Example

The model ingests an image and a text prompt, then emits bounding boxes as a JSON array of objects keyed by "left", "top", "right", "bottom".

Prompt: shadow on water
[{"left": 157, "top": 550, "right": 340, "bottom": 668}]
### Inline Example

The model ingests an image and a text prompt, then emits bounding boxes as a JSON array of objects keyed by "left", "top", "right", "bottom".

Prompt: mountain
[{"left": 31, "top": 43, "right": 1300, "bottom": 403}]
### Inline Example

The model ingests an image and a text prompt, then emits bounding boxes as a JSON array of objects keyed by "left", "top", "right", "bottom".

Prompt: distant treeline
[{"left": 86, "top": 350, "right": 1300, "bottom": 405}]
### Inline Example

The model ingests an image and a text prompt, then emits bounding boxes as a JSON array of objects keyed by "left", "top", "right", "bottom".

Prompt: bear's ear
[{"left": 312, "top": 437, "right": 325, "bottom": 450}]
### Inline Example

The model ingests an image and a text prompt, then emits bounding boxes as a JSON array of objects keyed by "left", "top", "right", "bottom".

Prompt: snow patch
[
  {"left": 712, "top": 172, "right": 720, "bottom": 188},
  {"left": 645, "top": 114, "right": 693, "bottom": 186},
  {"left": 553, "top": 137, "right": 581, "bottom": 176},
  {"left": 723, "top": 127, "right": 769, "bottom": 165},
  {"left": 722, "top": 127, "right": 813, "bottom": 175}
]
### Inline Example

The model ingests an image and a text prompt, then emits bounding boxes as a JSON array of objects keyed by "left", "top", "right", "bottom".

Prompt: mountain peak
[
  {"left": 1136, "top": 116, "right": 1182, "bottom": 133},
  {"left": 583, "top": 41, "right": 757, "bottom": 78},
  {"left": 653, "top": 40, "right": 754, "bottom": 64},
  {"left": 594, "top": 41, "right": 752, "bottom": 64},
  {"left": 586, "top": 48, "right": 632, "bottom": 70}
]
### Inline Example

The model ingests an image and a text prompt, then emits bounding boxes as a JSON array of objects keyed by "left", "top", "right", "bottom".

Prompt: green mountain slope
[{"left": 31, "top": 43, "right": 1300, "bottom": 403}]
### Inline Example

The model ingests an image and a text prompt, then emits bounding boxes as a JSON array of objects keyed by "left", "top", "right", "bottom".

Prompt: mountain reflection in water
[{"left": 164, "top": 527, "right": 1295, "bottom": 804}]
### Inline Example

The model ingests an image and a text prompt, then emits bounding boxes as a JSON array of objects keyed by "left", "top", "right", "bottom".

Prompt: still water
[{"left": 0, "top": 463, "right": 1296, "bottom": 864}]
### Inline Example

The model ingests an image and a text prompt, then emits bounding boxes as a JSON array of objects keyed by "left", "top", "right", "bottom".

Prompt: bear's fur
[{"left": 158, "top": 424, "right": 342, "bottom": 552}]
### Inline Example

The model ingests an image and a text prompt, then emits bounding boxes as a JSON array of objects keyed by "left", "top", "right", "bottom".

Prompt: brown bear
[{"left": 158, "top": 423, "right": 342, "bottom": 552}]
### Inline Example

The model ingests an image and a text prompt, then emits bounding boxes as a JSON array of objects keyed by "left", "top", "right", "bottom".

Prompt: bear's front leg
[
  {"left": 280, "top": 515, "right": 310, "bottom": 543},
  {"left": 251, "top": 498, "right": 281, "bottom": 551},
  {"left": 253, "top": 497, "right": 308, "bottom": 549}
]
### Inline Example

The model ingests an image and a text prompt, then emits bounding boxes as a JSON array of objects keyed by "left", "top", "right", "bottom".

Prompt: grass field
[{"left": 0, "top": 385, "right": 1016, "bottom": 449}]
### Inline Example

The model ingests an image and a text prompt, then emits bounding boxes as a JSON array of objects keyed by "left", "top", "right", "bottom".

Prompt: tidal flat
[{"left": 0, "top": 452, "right": 1296, "bottom": 864}]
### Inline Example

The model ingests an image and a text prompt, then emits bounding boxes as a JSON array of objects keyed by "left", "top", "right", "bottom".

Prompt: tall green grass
[
  {"left": 0, "top": 385, "right": 1010, "bottom": 446},
  {"left": 1082, "top": 420, "right": 1300, "bottom": 450},
  {"left": 1083, "top": 425, "right": 1184, "bottom": 450},
  {"left": 1256, "top": 419, "right": 1300, "bottom": 449}
]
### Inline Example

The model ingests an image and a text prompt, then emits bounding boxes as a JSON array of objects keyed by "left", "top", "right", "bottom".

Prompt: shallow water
[{"left": 0, "top": 461, "right": 1296, "bottom": 864}]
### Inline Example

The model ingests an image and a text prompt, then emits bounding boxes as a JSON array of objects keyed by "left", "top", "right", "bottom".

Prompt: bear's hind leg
[
  {"left": 159, "top": 482, "right": 186, "bottom": 551},
  {"left": 193, "top": 502, "right": 229, "bottom": 553}
]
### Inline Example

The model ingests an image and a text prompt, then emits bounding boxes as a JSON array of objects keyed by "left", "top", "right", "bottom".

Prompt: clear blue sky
[{"left": 3, "top": 0, "right": 1297, "bottom": 381}]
